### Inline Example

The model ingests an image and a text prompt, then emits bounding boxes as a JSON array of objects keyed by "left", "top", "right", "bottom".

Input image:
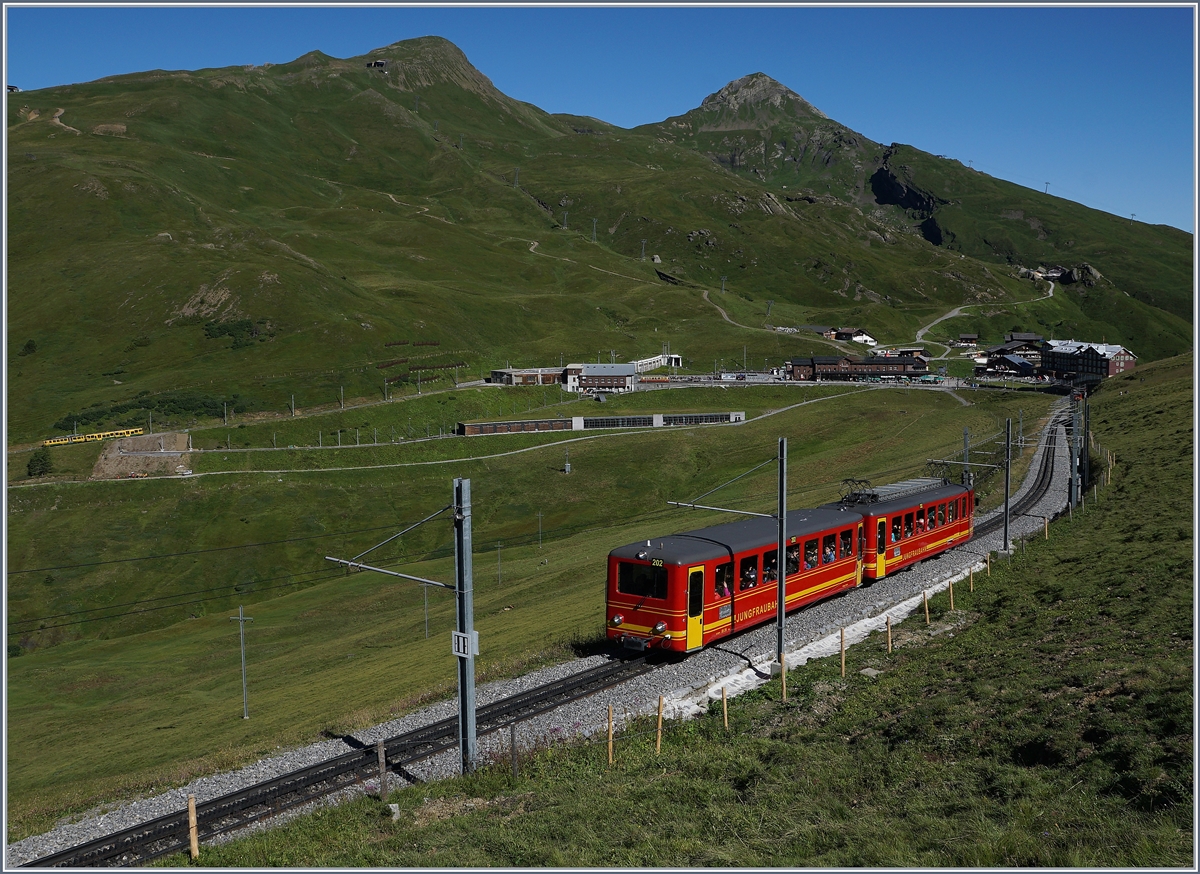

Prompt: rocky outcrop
[{"left": 870, "top": 146, "right": 947, "bottom": 218}]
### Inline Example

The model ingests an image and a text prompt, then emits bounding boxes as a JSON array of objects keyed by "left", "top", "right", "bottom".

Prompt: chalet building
[
  {"left": 831, "top": 327, "right": 878, "bottom": 346},
  {"left": 1004, "top": 331, "right": 1044, "bottom": 344},
  {"left": 955, "top": 334, "right": 979, "bottom": 347},
  {"left": 978, "top": 339, "right": 1046, "bottom": 372}
]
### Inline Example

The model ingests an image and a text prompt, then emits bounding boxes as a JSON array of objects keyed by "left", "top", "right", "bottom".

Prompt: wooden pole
[
  {"left": 722, "top": 686, "right": 728, "bottom": 730},
  {"left": 377, "top": 740, "right": 387, "bottom": 799},
  {"left": 840, "top": 627, "right": 846, "bottom": 677},
  {"left": 923, "top": 591, "right": 930, "bottom": 625},
  {"left": 987, "top": 553, "right": 991, "bottom": 576},
  {"left": 187, "top": 794, "right": 199, "bottom": 860},
  {"left": 607, "top": 705, "right": 614, "bottom": 765},
  {"left": 970, "top": 566, "right": 974, "bottom": 592},
  {"left": 781, "top": 658, "right": 787, "bottom": 702},
  {"left": 886, "top": 615, "right": 892, "bottom": 653},
  {"left": 510, "top": 722, "right": 518, "bottom": 780},
  {"left": 1044, "top": 516, "right": 1049, "bottom": 540},
  {"left": 949, "top": 580, "right": 955, "bottom": 611},
  {"left": 656, "top": 696, "right": 664, "bottom": 753}
]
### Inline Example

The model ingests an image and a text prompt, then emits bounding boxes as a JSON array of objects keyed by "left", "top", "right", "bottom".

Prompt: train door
[
  {"left": 686, "top": 566, "right": 705, "bottom": 650},
  {"left": 876, "top": 519, "right": 887, "bottom": 576},
  {"left": 856, "top": 523, "right": 865, "bottom": 586}
]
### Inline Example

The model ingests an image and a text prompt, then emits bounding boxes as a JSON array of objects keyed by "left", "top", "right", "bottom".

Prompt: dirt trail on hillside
[
  {"left": 91, "top": 433, "right": 193, "bottom": 480},
  {"left": 50, "top": 109, "right": 81, "bottom": 135}
]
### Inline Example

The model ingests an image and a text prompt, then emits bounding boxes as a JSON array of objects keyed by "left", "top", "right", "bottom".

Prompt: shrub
[{"left": 26, "top": 447, "right": 53, "bottom": 478}]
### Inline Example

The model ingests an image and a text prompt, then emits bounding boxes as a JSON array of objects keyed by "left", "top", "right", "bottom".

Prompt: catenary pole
[
  {"left": 1003, "top": 418, "right": 1012, "bottom": 553},
  {"left": 454, "top": 478, "right": 478, "bottom": 774},
  {"left": 229, "top": 606, "right": 253, "bottom": 719}
]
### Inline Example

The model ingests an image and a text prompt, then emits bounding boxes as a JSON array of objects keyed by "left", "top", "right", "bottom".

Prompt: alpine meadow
[{"left": 5, "top": 35, "right": 1193, "bottom": 866}]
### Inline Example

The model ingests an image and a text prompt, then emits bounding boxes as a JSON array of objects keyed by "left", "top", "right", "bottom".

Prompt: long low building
[
  {"left": 784, "top": 355, "right": 927, "bottom": 381},
  {"left": 458, "top": 411, "right": 745, "bottom": 436}
]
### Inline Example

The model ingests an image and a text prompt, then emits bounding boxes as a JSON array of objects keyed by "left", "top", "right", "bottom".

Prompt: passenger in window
[
  {"left": 741, "top": 565, "right": 757, "bottom": 589},
  {"left": 916, "top": 510, "right": 925, "bottom": 533},
  {"left": 905, "top": 514, "right": 914, "bottom": 538},
  {"left": 715, "top": 575, "right": 730, "bottom": 598},
  {"left": 786, "top": 546, "right": 800, "bottom": 575},
  {"left": 840, "top": 530, "right": 853, "bottom": 557},
  {"left": 804, "top": 543, "right": 818, "bottom": 569},
  {"left": 823, "top": 543, "right": 836, "bottom": 563}
]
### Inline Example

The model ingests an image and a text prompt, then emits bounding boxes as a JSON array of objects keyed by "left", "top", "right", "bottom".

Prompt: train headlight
[
  {"left": 652, "top": 621, "right": 667, "bottom": 635},
  {"left": 609, "top": 614, "right": 623, "bottom": 627}
]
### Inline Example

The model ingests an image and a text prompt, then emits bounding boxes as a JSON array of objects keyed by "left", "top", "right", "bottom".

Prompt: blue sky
[{"left": 5, "top": 5, "right": 1196, "bottom": 232}]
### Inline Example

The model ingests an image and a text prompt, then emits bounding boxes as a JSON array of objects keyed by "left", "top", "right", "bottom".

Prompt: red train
[{"left": 606, "top": 477, "right": 974, "bottom": 653}]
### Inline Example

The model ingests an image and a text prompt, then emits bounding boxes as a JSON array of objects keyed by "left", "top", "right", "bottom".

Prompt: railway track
[
  {"left": 23, "top": 656, "right": 652, "bottom": 868},
  {"left": 973, "top": 410, "right": 1067, "bottom": 539}
]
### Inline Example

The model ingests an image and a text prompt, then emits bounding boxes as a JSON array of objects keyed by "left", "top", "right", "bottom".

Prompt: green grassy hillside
[{"left": 7, "top": 38, "right": 1190, "bottom": 445}]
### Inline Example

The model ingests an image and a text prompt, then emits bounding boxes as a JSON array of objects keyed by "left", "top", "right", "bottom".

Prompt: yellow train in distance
[{"left": 43, "top": 427, "right": 145, "bottom": 447}]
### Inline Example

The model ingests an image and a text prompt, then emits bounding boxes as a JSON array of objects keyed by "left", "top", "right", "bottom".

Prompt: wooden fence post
[
  {"left": 656, "top": 696, "right": 664, "bottom": 754},
  {"left": 1044, "top": 516, "right": 1049, "bottom": 540},
  {"left": 987, "top": 553, "right": 991, "bottom": 576},
  {"left": 607, "top": 705, "right": 614, "bottom": 765},
  {"left": 187, "top": 794, "right": 199, "bottom": 860},
  {"left": 510, "top": 723, "right": 518, "bottom": 780},
  {"left": 970, "top": 567, "right": 974, "bottom": 592},
  {"left": 840, "top": 627, "right": 846, "bottom": 678},
  {"left": 949, "top": 580, "right": 954, "bottom": 611},
  {"left": 923, "top": 591, "right": 930, "bottom": 625},
  {"left": 886, "top": 615, "right": 892, "bottom": 653},
  {"left": 377, "top": 740, "right": 387, "bottom": 800},
  {"left": 722, "top": 686, "right": 729, "bottom": 730}
]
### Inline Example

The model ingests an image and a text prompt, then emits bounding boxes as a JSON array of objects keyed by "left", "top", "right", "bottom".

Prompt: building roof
[
  {"left": 577, "top": 363, "right": 638, "bottom": 376},
  {"left": 1045, "top": 339, "right": 1135, "bottom": 360}
]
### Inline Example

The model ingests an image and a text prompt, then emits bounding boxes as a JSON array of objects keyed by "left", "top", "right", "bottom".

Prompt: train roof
[
  {"left": 610, "top": 507, "right": 863, "bottom": 566},
  {"left": 821, "top": 477, "right": 969, "bottom": 516}
]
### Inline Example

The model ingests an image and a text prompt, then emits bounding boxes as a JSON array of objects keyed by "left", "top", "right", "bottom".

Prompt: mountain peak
[{"left": 700, "top": 73, "right": 827, "bottom": 120}]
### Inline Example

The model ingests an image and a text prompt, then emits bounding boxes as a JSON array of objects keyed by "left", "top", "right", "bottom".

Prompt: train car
[
  {"left": 823, "top": 477, "right": 974, "bottom": 580},
  {"left": 606, "top": 508, "right": 867, "bottom": 654},
  {"left": 42, "top": 427, "right": 144, "bottom": 448}
]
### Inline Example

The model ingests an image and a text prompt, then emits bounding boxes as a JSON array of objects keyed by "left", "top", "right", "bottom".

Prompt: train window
[
  {"left": 739, "top": 555, "right": 759, "bottom": 590},
  {"left": 786, "top": 544, "right": 800, "bottom": 575},
  {"left": 804, "top": 539, "right": 818, "bottom": 570},
  {"left": 822, "top": 534, "right": 836, "bottom": 564},
  {"left": 916, "top": 508, "right": 926, "bottom": 533},
  {"left": 617, "top": 562, "right": 667, "bottom": 599},
  {"left": 948, "top": 500, "right": 957, "bottom": 523},
  {"left": 714, "top": 562, "right": 733, "bottom": 598},
  {"left": 938, "top": 503, "right": 946, "bottom": 527},
  {"left": 840, "top": 529, "right": 853, "bottom": 558},
  {"left": 877, "top": 520, "right": 886, "bottom": 551},
  {"left": 927, "top": 507, "right": 936, "bottom": 531},
  {"left": 763, "top": 552, "right": 778, "bottom": 583},
  {"left": 904, "top": 513, "right": 914, "bottom": 538},
  {"left": 891, "top": 517, "right": 902, "bottom": 543}
]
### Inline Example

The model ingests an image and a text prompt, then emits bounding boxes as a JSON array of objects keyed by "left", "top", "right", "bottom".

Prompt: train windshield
[{"left": 616, "top": 562, "right": 668, "bottom": 599}]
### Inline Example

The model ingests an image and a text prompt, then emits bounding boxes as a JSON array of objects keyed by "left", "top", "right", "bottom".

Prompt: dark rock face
[
  {"left": 870, "top": 166, "right": 943, "bottom": 216},
  {"left": 919, "top": 217, "right": 945, "bottom": 246}
]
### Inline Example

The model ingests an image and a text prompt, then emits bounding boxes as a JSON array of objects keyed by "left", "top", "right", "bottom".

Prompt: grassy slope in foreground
[{"left": 178, "top": 354, "right": 1192, "bottom": 867}]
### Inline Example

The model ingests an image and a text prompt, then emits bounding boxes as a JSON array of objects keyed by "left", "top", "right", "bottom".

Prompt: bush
[
  {"left": 18, "top": 339, "right": 36, "bottom": 356},
  {"left": 26, "top": 447, "right": 53, "bottom": 478}
]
